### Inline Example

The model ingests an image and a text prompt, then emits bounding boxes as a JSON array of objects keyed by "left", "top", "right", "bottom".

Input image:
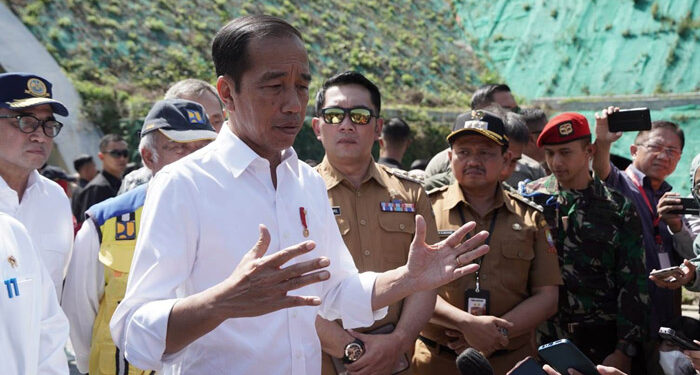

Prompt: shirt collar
[
  {"left": 442, "top": 182, "right": 508, "bottom": 214},
  {"left": 217, "top": 122, "right": 300, "bottom": 178},
  {"left": 317, "top": 156, "right": 387, "bottom": 190},
  {"left": 626, "top": 164, "right": 673, "bottom": 193}
]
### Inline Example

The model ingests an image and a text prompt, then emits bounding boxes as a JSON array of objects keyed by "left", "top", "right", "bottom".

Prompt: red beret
[{"left": 536, "top": 112, "right": 591, "bottom": 147}]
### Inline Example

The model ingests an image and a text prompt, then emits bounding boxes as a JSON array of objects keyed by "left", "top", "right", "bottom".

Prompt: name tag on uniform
[
  {"left": 438, "top": 230, "right": 455, "bottom": 238},
  {"left": 332, "top": 206, "right": 341, "bottom": 216},
  {"left": 380, "top": 199, "right": 415, "bottom": 213}
]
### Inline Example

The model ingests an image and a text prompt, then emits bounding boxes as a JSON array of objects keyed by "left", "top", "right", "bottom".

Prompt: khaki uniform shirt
[
  {"left": 316, "top": 157, "right": 438, "bottom": 374},
  {"left": 421, "top": 183, "right": 562, "bottom": 354}
]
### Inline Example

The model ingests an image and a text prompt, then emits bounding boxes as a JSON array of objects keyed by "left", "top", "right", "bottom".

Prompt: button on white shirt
[
  {"left": 110, "top": 125, "right": 386, "bottom": 374},
  {"left": 0, "top": 171, "right": 73, "bottom": 298},
  {"left": 0, "top": 212, "right": 69, "bottom": 375}
]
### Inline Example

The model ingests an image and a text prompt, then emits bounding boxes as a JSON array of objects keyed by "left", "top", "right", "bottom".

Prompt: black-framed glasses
[
  {"left": 0, "top": 114, "right": 63, "bottom": 138},
  {"left": 321, "top": 106, "right": 375, "bottom": 125},
  {"left": 106, "top": 149, "right": 129, "bottom": 158}
]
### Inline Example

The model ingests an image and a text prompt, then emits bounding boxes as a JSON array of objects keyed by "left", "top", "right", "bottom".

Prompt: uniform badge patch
[
  {"left": 558, "top": 121, "right": 574, "bottom": 136},
  {"left": 186, "top": 109, "right": 206, "bottom": 124},
  {"left": 380, "top": 199, "right": 415, "bottom": 212},
  {"left": 115, "top": 212, "right": 136, "bottom": 240},
  {"left": 7, "top": 256, "right": 17, "bottom": 268},
  {"left": 332, "top": 206, "right": 341, "bottom": 216},
  {"left": 26, "top": 78, "right": 48, "bottom": 97}
]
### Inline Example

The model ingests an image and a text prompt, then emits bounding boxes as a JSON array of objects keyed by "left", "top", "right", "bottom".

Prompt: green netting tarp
[{"left": 457, "top": 0, "right": 700, "bottom": 98}]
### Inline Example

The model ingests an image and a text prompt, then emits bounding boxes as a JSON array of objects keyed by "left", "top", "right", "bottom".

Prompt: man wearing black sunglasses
[
  {"left": 312, "top": 71, "right": 439, "bottom": 375},
  {"left": 0, "top": 72, "right": 74, "bottom": 299},
  {"left": 72, "top": 134, "right": 128, "bottom": 224}
]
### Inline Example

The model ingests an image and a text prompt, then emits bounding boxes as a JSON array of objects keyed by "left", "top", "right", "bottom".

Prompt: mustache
[{"left": 463, "top": 167, "right": 485, "bottom": 174}]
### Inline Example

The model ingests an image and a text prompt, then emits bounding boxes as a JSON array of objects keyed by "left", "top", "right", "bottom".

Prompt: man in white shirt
[
  {"left": 0, "top": 72, "right": 74, "bottom": 298},
  {"left": 110, "top": 15, "right": 490, "bottom": 375},
  {"left": 0, "top": 212, "right": 69, "bottom": 375},
  {"left": 63, "top": 99, "right": 217, "bottom": 374}
]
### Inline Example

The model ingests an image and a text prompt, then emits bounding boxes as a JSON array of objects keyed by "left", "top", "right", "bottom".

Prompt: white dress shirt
[
  {"left": 0, "top": 171, "right": 73, "bottom": 298},
  {"left": 61, "top": 219, "right": 103, "bottom": 373},
  {"left": 0, "top": 212, "right": 69, "bottom": 375},
  {"left": 110, "top": 125, "right": 386, "bottom": 374}
]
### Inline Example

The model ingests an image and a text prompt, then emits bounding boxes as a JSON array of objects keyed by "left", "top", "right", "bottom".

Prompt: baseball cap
[
  {"left": 536, "top": 112, "right": 591, "bottom": 147},
  {"left": 0, "top": 73, "right": 68, "bottom": 116},
  {"left": 41, "top": 165, "right": 77, "bottom": 182},
  {"left": 447, "top": 109, "right": 509, "bottom": 146},
  {"left": 140, "top": 99, "right": 217, "bottom": 142}
]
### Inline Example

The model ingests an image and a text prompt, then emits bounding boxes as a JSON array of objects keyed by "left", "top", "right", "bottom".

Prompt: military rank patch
[
  {"left": 332, "top": 206, "right": 341, "bottom": 216},
  {"left": 380, "top": 199, "right": 415, "bottom": 212},
  {"left": 115, "top": 212, "right": 136, "bottom": 240}
]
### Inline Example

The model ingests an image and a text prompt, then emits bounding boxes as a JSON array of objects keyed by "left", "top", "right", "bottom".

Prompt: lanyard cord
[
  {"left": 625, "top": 167, "right": 663, "bottom": 244},
  {"left": 458, "top": 203, "right": 499, "bottom": 292}
]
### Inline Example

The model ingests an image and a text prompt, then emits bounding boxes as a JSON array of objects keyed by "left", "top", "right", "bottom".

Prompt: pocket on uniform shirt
[
  {"left": 499, "top": 230, "right": 535, "bottom": 291},
  {"left": 3, "top": 277, "right": 36, "bottom": 317},
  {"left": 378, "top": 213, "right": 414, "bottom": 267},
  {"left": 378, "top": 213, "right": 416, "bottom": 234}
]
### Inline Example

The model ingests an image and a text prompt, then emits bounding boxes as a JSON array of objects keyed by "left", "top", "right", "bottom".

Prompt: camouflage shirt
[{"left": 520, "top": 174, "right": 649, "bottom": 345}]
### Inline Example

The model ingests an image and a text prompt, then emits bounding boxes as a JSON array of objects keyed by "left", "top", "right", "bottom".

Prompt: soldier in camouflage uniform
[{"left": 520, "top": 113, "right": 649, "bottom": 373}]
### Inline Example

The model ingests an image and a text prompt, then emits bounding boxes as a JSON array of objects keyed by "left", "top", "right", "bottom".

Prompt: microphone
[{"left": 456, "top": 348, "right": 494, "bottom": 375}]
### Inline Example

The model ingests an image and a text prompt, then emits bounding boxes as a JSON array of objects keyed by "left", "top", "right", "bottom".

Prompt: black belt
[{"left": 418, "top": 335, "right": 458, "bottom": 357}]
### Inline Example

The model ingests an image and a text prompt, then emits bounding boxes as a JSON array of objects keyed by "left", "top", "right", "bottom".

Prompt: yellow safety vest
[{"left": 87, "top": 185, "right": 153, "bottom": 375}]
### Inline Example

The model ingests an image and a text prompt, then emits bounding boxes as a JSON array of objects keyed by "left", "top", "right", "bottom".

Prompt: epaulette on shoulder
[
  {"left": 427, "top": 185, "right": 449, "bottom": 196},
  {"left": 506, "top": 188, "right": 544, "bottom": 212},
  {"left": 386, "top": 166, "right": 424, "bottom": 185}
]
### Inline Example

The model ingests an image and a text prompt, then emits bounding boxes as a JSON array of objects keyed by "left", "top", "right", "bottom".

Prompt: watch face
[{"left": 345, "top": 342, "right": 364, "bottom": 362}]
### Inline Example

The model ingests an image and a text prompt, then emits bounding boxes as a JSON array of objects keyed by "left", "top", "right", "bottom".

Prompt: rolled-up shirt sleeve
[{"left": 109, "top": 171, "right": 199, "bottom": 370}]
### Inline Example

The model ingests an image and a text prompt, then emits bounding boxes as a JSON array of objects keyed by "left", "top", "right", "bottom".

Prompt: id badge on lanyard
[{"left": 458, "top": 205, "right": 498, "bottom": 316}]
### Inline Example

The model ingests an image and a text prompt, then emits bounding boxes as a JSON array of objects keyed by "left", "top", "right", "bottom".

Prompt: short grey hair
[
  {"left": 139, "top": 132, "right": 159, "bottom": 164},
  {"left": 164, "top": 79, "right": 222, "bottom": 108}
]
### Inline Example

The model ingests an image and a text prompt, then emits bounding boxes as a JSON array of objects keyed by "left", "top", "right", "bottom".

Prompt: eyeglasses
[
  {"left": 638, "top": 143, "right": 681, "bottom": 158},
  {"left": 105, "top": 149, "right": 129, "bottom": 158},
  {"left": 0, "top": 114, "right": 63, "bottom": 138},
  {"left": 321, "top": 107, "right": 375, "bottom": 125}
]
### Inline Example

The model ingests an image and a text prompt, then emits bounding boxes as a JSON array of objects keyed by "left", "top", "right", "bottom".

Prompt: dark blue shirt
[{"left": 604, "top": 162, "right": 681, "bottom": 338}]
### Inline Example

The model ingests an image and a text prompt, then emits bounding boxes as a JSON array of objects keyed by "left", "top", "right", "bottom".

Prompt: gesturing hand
[
  {"left": 213, "top": 224, "right": 331, "bottom": 319},
  {"left": 406, "top": 215, "right": 490, "bottom": 292}
]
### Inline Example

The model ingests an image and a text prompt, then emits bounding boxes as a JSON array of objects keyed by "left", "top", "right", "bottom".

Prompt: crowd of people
[{"left": 1, "top": 14, "right": 699, "bottom": 375}]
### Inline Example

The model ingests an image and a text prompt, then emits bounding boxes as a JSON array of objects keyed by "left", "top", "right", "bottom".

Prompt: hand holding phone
[
  {"left": 669, "top": 197, "right": 700, "bottom": 216},
  {"left": 538, "top": 339, "right": 599, "bottom": 375},
  {"left": 607, "top": 108, "right": 651, "bottom": 132}
]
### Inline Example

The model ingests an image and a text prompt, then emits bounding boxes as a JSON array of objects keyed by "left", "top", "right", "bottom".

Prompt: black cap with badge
[
  {"left": 447, "top": 109, "right": 509, "bottom": 146},
  {"left": 140, "top": 99, "right": 218, "bottom": 142},
  {"left": 0, "top": 72, "right": 69, "bottom": 116}
]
